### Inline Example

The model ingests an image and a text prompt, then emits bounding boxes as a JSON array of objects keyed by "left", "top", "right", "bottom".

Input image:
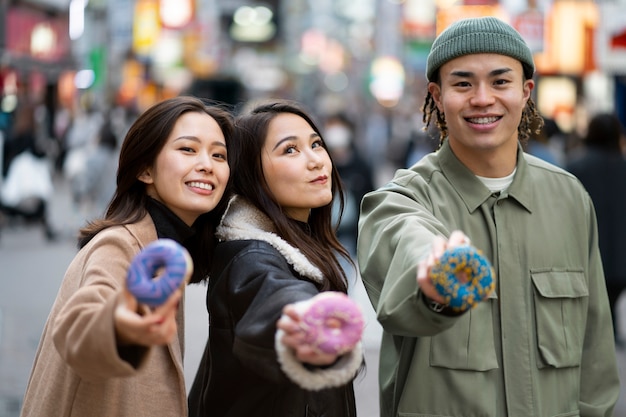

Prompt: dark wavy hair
[
  {"left": 421, "top": 63, "right": 543, "bottom": 148},
  {"left": 230, "top": 99, "right": 353, "bottom": 293},
  {"left": 77, "top": 95, "right": 234, "bottom": 283}
]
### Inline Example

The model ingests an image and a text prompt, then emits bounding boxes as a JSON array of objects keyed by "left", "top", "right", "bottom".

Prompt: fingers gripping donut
[
  {"left": 126, "top": 239, "right": 193, "bottom": 307},
  {"left": 298, "top": 292, "right": 365, "bottom": 356},
  {"left": 429, "top": 245, "right": 495, "bottom": 312}
]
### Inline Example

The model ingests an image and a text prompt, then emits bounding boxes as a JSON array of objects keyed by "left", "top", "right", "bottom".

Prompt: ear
[
  {"left": 428, "top": 82, "right": 443, "bottom": 112},
  {"left": 523, "top": 78, "right": 534, "bottom": 102},
  {"left": 137, "top": 168, "right": 154, "bottom": 185}
]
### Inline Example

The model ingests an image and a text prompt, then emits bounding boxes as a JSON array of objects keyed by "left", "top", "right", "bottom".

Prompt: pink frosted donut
[
  {"left": 126, "top": 239, "right": 193, "bottom": 307},
  {"left": 298, "top": 292, "right": 365, "bottom": 356}
]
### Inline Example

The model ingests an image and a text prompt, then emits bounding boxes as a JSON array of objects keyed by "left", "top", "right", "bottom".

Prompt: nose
[
  {"left": 197, "top": 151, "right": 214, "bottom": 173},
  {"left": 470, "top": 83, "right": 495, "bottom": 107},
  {"left": 306, "top": 149, "right": 325, "bottom": 170}
]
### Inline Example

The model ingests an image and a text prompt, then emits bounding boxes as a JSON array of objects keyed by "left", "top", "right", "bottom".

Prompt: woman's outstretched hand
[
  {"left": 277, "top": 304, "right": 339, "bottom": 366},
  {"left": 114, "top": 288, "right": 182, "bottom": 347}
]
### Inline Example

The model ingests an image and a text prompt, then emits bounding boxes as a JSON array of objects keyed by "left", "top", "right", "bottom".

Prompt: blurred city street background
[{"left": 2, "top": 0, "right": 626, "bottom": 416}]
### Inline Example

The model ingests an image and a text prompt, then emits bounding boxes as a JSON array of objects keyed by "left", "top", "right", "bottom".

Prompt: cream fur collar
[{"left": 216, "top": 195, "right": 323, "bottom": 284}]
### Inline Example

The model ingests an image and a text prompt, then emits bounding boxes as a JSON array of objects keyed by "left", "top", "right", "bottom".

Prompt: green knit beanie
[{"left": 426, "top": 16, "right": 535, "bottom": 82}]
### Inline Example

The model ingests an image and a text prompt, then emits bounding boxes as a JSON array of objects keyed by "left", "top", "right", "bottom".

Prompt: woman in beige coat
[{"left": 20, "top": 96, "right": 233, "bottom": 417}]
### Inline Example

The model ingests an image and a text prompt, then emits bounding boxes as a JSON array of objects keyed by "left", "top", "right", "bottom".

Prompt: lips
[
  {"left": 311, "top": 175, "right": 328, "bottom": 184},
  {"left": 187, "top": 181, "right": 214, "bottom": 191}
]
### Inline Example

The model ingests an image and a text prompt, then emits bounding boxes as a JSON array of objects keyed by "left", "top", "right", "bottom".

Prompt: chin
[{"left": 311, "top": 198, "right": 333, "bottom": 208}]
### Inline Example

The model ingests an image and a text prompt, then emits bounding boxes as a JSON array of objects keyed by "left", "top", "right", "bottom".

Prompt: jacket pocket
[
  {"left": 531, "top": 269, "right": 588, "bottom": 369},
  {"left": 430, "top": 291, "right": 498, "bottom": 371}
]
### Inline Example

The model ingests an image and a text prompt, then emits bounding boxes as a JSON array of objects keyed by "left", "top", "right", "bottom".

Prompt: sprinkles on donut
[{"left": 429, "top": 245, "right": 495, "bottom": 312}]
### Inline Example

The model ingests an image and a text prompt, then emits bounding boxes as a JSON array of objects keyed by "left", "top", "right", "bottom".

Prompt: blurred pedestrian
[
  {"left": 566, "top": 112, "right": 626, "bottom": 347},
  {"left": 525, "top": 117, "right": 563, "bottom": 167},
  {"left": 357, "top": 16, "right": 619, "bottom": 417},
  {"left": 188, "top": 100, "right": 362, "bottom": 417},
  {"left": 2, "top": 102, "right": 38, "bottom": 178},
  {"left": 404, "top": 122, "right": 440, "bottom": 167},
  {"left": 20, "top": 96, "right": 233, "bottom": 417},
  {"left": 324, "top": 112, "right": 374, "bottom": 255},
  {"left": 73, "top": 115, "right": 120, "bottom": 218},
  {"left": 0, "top": 103, "right": 56, "bottom": 240},
  {"left": 62, "top": 98, "right": 104, "bottom": 195}
]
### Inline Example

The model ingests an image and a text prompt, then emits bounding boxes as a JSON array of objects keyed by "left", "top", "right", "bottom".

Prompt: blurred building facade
[{"left": 1, "top": 0, "right": 626, "bottom": 164}]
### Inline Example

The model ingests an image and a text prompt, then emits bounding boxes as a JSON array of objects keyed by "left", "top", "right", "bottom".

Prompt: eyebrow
[
  {"left": 175, "top": 136, "right": 227, "bottom": 147},
  {"left": 271, "top": 133, "right": 320, "bottom": 151},
  {"left": 450, "top": 67, "right": 513, "bottom": 78}
]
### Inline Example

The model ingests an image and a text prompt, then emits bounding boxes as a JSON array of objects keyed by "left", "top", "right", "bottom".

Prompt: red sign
[
  {"left": 5, "top": 6, "right": 71, "bottom": 61},
  {"left": 513, "top": 10, "right": 544, "bottom": 53},
  {"left": 611, "top": 30, "right": 626, "bottom": 49}
]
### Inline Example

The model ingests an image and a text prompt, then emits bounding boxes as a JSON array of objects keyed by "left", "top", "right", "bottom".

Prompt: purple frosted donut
[
  {"left": 299, "top": 292, "right": 365, "bottom": 356},
  {"left": 126, "top": 239, "right": 193, "bottom": 307}
]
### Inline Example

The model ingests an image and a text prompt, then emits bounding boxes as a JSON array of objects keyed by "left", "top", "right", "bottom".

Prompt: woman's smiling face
[
  {"left": 261, "top": 113, "right": 333, "bottom": 222},
  {"left": 139, "top": 111, "right": 230, "bottom": 225}
]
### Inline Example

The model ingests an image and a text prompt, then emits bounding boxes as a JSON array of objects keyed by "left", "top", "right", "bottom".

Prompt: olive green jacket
[{"left": 357, "top": 141, "right": 619, "bottom": 417}]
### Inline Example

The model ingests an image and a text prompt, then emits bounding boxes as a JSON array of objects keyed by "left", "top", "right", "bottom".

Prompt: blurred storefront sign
[
  {"left": 536, "top": 76, "right": 577, "bottom": 132},
  {"left": 183, "top": 0, "right": 221, "bottom": 78},
  {"left": 512, "top": 9, "right": 544, "bottom": 53},
  {"left": 402, "top": 0, "right": 436, "bottom": 40},
  {"left": 462, "top": 0, "right": 498, "bottom": 4},
  {"left": 435, "top": 5, "right": 508, "bottom": 35},
  {"left": 534, "top": 0, "right": 598, "bottom": 75},
  {"left": 229, "top": 5, "right": 276, "bottom": 43},
  {"left": 595, "top": 4, "right": 626, "bottom": 75},
  {"left": 108, "top": 0, "right": 134, "bottom": 55},
  {"left": 369, "top": 55, "right": 405, "bottom": 108},
  {"left": 402, "top": 0, "right": 436, "bottom": 75},
  {"left": 160, "top": 0, "right": 193, "bottom": 30},
  {"left": 5, "top": 6, "right": 71, "bottom": 63},
  {"left": 132, "top": 0, "right": 160, "bottom": 57},
  {"left": 19, "top": 0, "right": 70, "bottom": 11}
]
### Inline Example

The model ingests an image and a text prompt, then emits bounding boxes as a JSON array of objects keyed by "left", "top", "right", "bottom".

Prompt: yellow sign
[{"left": 133, "top": 0, "right": 160, "bottom": 56}]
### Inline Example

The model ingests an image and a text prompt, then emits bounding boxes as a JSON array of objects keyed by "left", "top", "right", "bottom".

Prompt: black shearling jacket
[{"left": 188, "top": 195, "right": 362, "bottom": 417}]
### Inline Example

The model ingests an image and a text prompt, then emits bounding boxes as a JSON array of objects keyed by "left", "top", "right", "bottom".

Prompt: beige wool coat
[{"left": 20, "top": 215, "right": 188, "bottom": 417}]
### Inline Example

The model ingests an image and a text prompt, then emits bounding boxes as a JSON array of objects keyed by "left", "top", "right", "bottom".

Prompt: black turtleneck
[
  {"left": 146, "top": 197, "right": 196, "bottom": 243},
  {"left": 293, "top": 219, "right": 312, "bottom": 236},
  {"left": 146, "top": 198, "right": 213, "bottom": 281}
]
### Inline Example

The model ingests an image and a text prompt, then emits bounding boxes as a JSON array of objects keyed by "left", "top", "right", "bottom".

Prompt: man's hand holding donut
[
  {"left": 417, "top": 230, "right": 471, "bottom": 303},
  {"left": 418, "top": 230, "right": 495, "bottom": 312}
]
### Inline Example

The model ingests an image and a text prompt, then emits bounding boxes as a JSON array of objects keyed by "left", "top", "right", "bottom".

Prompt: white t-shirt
[{"left": 476, "top": 168, "right": 517, "bottom": 193}]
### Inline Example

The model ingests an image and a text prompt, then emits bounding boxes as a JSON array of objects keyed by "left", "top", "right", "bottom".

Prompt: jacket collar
[
  {"left": 217, "top": 195, "right": 324, "bottom": 283},
  {"left": 438, "top": 140, "right": 533, "bottom": 214}
]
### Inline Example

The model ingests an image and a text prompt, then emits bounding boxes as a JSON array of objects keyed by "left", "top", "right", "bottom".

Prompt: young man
[{"left": 357, "top": 16, "right": 619, "bottom": 417}]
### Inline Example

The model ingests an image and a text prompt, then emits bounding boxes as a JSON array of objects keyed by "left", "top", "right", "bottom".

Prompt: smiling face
[
  {"left": 138, "top": 111, "right": 230, "bottom": 225},
  {"left": 261, "top": 113, "right": 333, "bottom": 222},
  {"left": 428, "top": 53, "right": 534, "bottom": 176}
]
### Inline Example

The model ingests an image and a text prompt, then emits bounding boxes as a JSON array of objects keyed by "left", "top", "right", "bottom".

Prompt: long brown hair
[
  {"left": 230, "top": 100, "right": 353, "bottom": 293},
  {"left": 78, "top": 96, "right": 234, "bottom": 283}
]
